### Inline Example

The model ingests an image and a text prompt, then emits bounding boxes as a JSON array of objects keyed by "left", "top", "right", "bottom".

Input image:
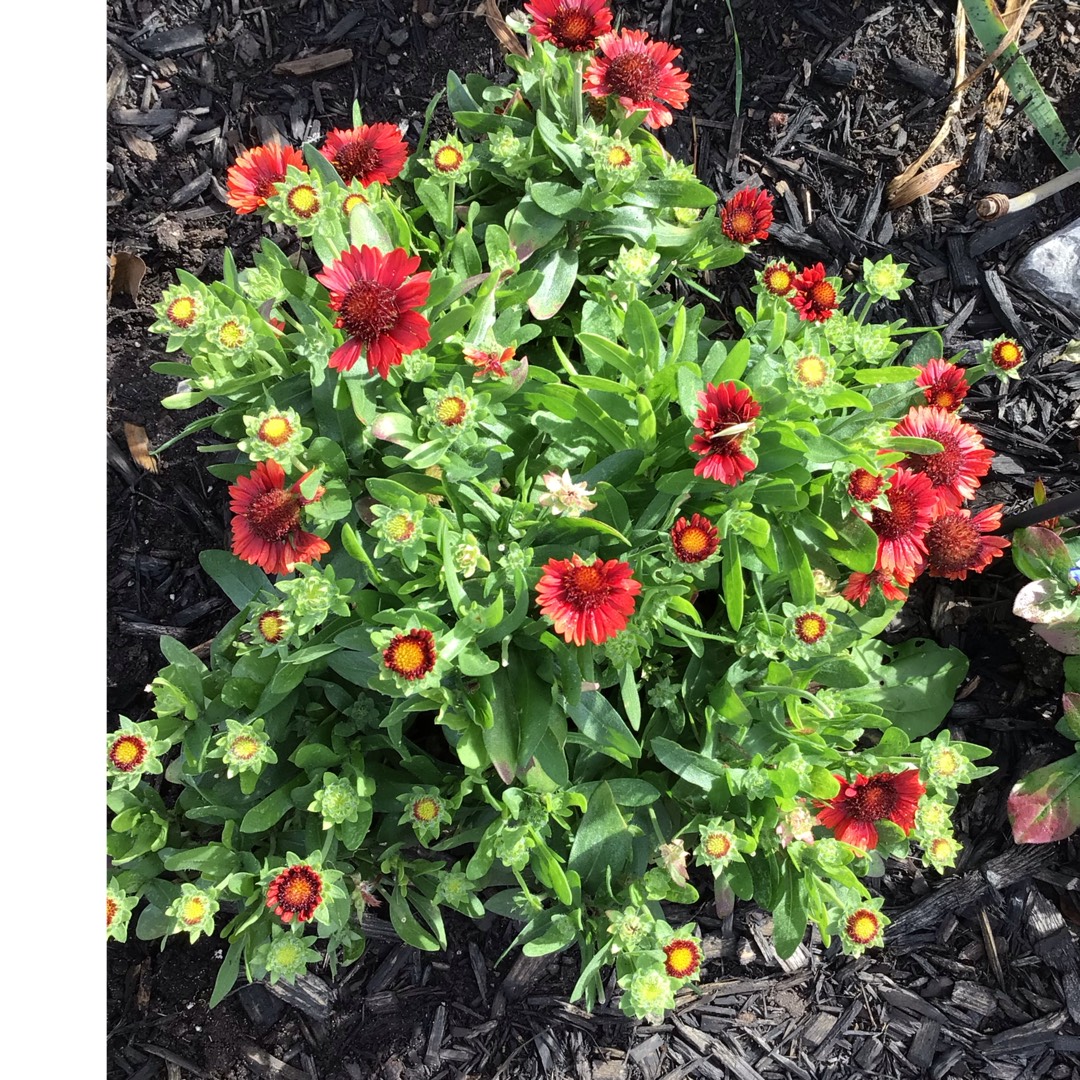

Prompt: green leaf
[
  {"left": 565, "top": 691, "right": 640, "bottom": 763},
  {"left": 389, "top": 885, "right": 443, "bottom": 951},
  {"left": 163, "top": 844, "right": 238, "bottom": 878},
  {"left": 623, "top": 179, "right": 717, "bottom": 209},
  {"left": 650, "top": 737, "right": 727, "bottom": 790},
  {"left": 722, "top": 536, "right": 744, "bottom": 631},
  {"left": 483, "top": 657, "right": 558, "bottom": 783},
  {"left": 208, "top": 940, "right": 243, "bottom": 1007},
  {"left": 529, "top": 181, "right": 585, "bottom": 218},
  {"left": 567, "top": 782, "right": 632, "bottom": 896},
  {"left": 772, "top": 865, "right": 808, "bottom": 959},
  {"left": 903, "top": 330, "right": 944, "bottom": 369},
  {"left": 528, "top": 247, "right": 579, "bottom": 320},
  {"left": 199, "top": 550, "right": 272, "bottom": 610},
  {"left": 240, "top": 777, "right": 305, "bottom": 834},
  {"left": 1012, "top": 527, "right": 1075, "bottom": 583},
  {"left": 1008, "top": 752, "right": 1080, "bottom": 844},
  {"left": 851, "top": 367, "right": 917, "bottom": 385},
  {"left": 507, "top": 196, "right": 564, "bottom": 262}
]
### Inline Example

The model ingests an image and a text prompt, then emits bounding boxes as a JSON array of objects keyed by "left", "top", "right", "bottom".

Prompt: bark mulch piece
[{"left": 107, "top": 1, "right": 1080, "bottom": 1077}]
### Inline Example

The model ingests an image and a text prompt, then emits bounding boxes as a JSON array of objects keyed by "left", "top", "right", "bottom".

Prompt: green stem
[
  {"left": 446, "top": 178, "right": 456, "bottom": 237},
  {"left": 756, "top": 684, "right": 835, "bottom": 719},
  {"left": 572, "top": 56, "right": 583, "bottom": 133}
]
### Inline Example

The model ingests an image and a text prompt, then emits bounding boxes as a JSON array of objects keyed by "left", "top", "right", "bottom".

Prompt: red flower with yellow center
[
  {"left": 526, "top": 0, "right": 613, "bottom": 51},
  {"left": 689, "top": 381, "right": 761, "bottom": 486},
  {"left": 180, "top": 895, "right": 208, "bottom": 925},
  {"left": 815, "top": 769, "right": 926, "bottom": 851},
  {"left": 321, "top": 123, "right": 408, "bottom": 187},
  {"left": 844, "top": 908, "right": 881, "bottom": 946},
  {"left": 166, "top": 295, "right": 199, "bottom": 328},
  {"left": 922, "top": 504, "right": 1009, "bottom": 581},
  {"left": 914, "top": 358, "right": 969, "bottom": 412},
  {"left": 794, "top": 611, "right": 828, "bottom": 645},
  {"left": 892, "top": 406, "right": 994, "bottom": 512},
  {"left": 227, "top": 143, "right": 307, "bottom": 215},
  {"left": 584, "top": 29, "right": 691, "bottom": 129},
  {"left": 258, "top": 415, "right": 294, "bottom": 447},
  {"left": 535, "top": 554, "right": 642, "bottom": 646},
  {"left": 383, "top": 629, "right": 438, "bottom": 681},
  {"left": 230, "top": 735, "right": 261, "bottom": 761},
  {"left": 790, "top": 263, "right": 838, "bottom": 322},
  {"left": 721, "top": 187, "right": 774, "bottom": 244},
  {"left": 703, "top": 831, "right": 732, "bottom": 860},
  {"left": 266, "top": 864, "right": 324, "bottom": 924},
  {"left": 217, "top": 319, "right": 248, "bottom": 350},
  {"left": 842, "top": 567, "right": 913, "bottom": 607},
  {"left": 847, "top": 468, "right": 886, "bottom": 504},
  {"left": 257, "top": 610, "right": 287, "bottom": 644},
  {"left": 464, "top": 345, "right": 514, "bottom": 380},
  {"left": 286, "top": 183, "right": 320, "bottom": 219},
  {"left": 432, "top": 144, "right": 464, "bottom": 173},
  {"left": 662, "top": 938, "right": 702, "bottom": 979},
  {"left": 412, "top": 795, "right": 442, "bottom": 823},
  {"left": 670, "top": 513, "right": 720, "bottom": 563},
  {"left": 991, "top": 339, "right": 1023, "bottom": 371},
  {"left": 606, "top": 144, "right": 633, "bottom": 167},
  {"left": 342, "top": 192, "right": 368, "bottom": 216},
  {"left": 107, "top": 897, "right": 119, "bottom": 928},
  {"left": 228, "top": 459, "right": 330, "bottom": 576},
  {"left": 316, "top": 244, "right": 432, "bottom": 377},
  {"left": 762, "top": 261, "right": 795, "bottom": 297},
  {"left": 868, "top": 467, "right": 936, "bottom": 578},
  {"left": 109, "top": 734, "right": 148, "bottom": 772},
  {"left": 434, "top": 395, "right": 469, "bottom": 427}
]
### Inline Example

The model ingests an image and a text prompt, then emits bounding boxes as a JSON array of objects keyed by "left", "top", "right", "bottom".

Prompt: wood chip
[
  {"left": 120, "top": 128, "right": 158, "bottom": 161},
  {"left": 107, "top": 251, "right": 146, "bottom": 304},
  {"left": 273, "top": 49, "right": 354, "bottom": 76},
  {"left": 123, "top": 423, "right": 159, "bottom": 474},
  {"left": 242, "top": 1043, "right": 309, "bottom": 1080}
]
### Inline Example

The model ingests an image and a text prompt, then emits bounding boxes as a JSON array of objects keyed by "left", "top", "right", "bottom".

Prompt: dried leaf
[
  {"left": 484, "top": 0, "right": 527, "bottom": 57},
  {"left": 886, "top": 161, "right": 960, "bottom": 210},
  {"left": 124, "top": 422, "right": 160, "bottom": 474},
  {"left": 272, "top": 48, "right": 353, "bottom": 76},
  {"left": 108, "top": 251, "right": 147, "bottom": 304}
]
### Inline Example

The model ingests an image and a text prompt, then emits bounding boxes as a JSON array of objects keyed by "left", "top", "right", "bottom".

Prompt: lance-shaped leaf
[{"left": 1007, "top": 753, "right": 1080, "bottom": 843}]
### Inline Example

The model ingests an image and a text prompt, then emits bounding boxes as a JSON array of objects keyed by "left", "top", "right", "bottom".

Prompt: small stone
[{"left": 1015, "top": 216, "right": 1080, "bottom": 317}]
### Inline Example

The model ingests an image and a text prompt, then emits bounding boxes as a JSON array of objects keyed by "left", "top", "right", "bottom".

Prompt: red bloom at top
[
  {"left": 721, "top": 188, "right": 774, "bottom": 244},
  {"left": 867, "top": 467, "right": 937, "bottom": 578},
  {"left": 914, "top": 359, "right": 969, "bottom": 412},
  {"left": 689, "top": 381, "right": 761, "bottom": 486},
  {"left": 316, "top": 245, "right": 432, "bottom": 377},
  {"left": 266, "top": 864, "right": 324, "bottom": 924},
  {"left": 662, "top": 938, "right": 703, "bottom": 979},
  {"left": 921, "top": 504, "right": 1010, "bottom": 580},
  {"left": 321, "top": 123, "right": 408, "bottom": 187},
  {"left": 790, "top": 263, "right": 839, "bottom": 322},
  {"left": 815, "top": 770, "right": 926, "bottom": 851},
  {"left": 584, "top": 29, "right": 690, "bottom": 129},
  {"left": 226, "top": 143, "right": 307, "bottom": 215},
  {"left": 229, "top": 459, "right": 330, "bottom": 576},
  {"left": 670, "top": 513, "right": 720, "bottom": 563},
  {"left": 891, "top": 406, "right": 994, "bottom": 512},
  {"left": 525, "top": 0, "right": 612, "bottom": 51},
  {"left": 535, "top": 554, "right": 642, "bottom": 646}
]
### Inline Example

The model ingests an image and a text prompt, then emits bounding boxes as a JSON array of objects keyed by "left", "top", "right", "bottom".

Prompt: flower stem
[
  {"left": 572, "top": 56, "right": 584, "bottom": 133},
  {"left": 446, "top": 179, "right": 456, "bottom": 237}
]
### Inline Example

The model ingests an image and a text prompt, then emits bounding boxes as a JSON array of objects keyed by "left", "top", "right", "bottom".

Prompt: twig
[{"left": 975, "top": 166, "right": 1080, "bottom": 219}]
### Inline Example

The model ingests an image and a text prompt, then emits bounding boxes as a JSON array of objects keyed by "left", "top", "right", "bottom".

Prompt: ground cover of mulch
[{"left": 106, "top": 1, "right": 1080, "bottom": 1077}]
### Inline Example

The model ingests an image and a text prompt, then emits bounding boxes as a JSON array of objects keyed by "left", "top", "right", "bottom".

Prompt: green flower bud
[{"left": 165, "top": 884, "right": 219, "bottom": 943}]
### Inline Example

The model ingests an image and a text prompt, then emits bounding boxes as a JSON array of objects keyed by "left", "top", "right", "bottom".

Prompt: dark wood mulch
[{"left": 107, "top": 1, "right": 1080, "bottom": 1077}]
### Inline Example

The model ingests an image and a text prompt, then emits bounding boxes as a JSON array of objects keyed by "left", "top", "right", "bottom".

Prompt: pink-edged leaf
[
  {"left": 1012, "top": 526, "right": 1073, "bottom": 582},
  {"left": 1058, "top": 693, "right": 1080, "bottom": 741},
  {"left": 1013, "top": 579, "right": 1074, "bottom": 625},
  {"left": 370, "top": 411, "right": 417, "bottom": 447},
  {"left": 1007, "top": 753, "right": 1080, "bottom": 843},
  {"left": 1033, "top": 621, "right": 1080, "bottom": 655}
]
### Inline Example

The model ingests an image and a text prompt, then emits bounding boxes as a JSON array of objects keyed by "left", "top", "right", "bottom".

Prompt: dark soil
[{"left": 107, "top": 1, "right": 1080, "bottom": 1077}]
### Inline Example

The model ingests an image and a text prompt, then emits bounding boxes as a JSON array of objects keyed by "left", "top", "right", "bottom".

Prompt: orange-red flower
[
  {"left": 892, "top": 406, "right": 994, "bottom": 512},
  {"left": 815, "top": 770, "right": 926, "bottom": 851},
  {"left": 990, "top": 338, "right": 1024, "bottom": 372},
  {"left": 316, "top": 245, "right": 432, "bottom": 377},
  {"left": 662, "top": 938, "right": 702, "bottom": 979},
  {"left": 584, "top": 29, "right": 690, "bottom": 129},
  {"left": 844, "top": 908, "right": 882, "bottom": 946},
  {"left": 847, "top": 468, "right": 886, "bottom": 504},
  {"left": 922, "top": 504, "right": 1009, "bottom": 580},
  {"left": 525, "top": 0, "right": 612, "bottom": 51},
  {"left": 762, "top": 261, "right": 795, "bottom": 297},
  {"left": 536, "top": 554, "right": 642, "bottom": 646},
  {"left": 721, "top": 187, "right": 774, "bottom": 244},
  {"left": 914, "top": 359, "right": 969, "bottom": 412},
  {"left": 464, "top": 345, "right": 515, "bottom": 380},
  {"left": 867, "top": 467, "right": 936, "bottom": 578},
  {"left": 688, "top": 382, "right": 760, "bottom": 486},
  {"left": 322, "top": 123, "right": 408, "bottom": 186},
  {"left": 227, "top": 143, "right": 307, "bottom": 215},
  {"left": 383, "top": 629, "right": 438, "bottom": 680},
  {"left": 670, "top": 513, "right": 720, "bottom": 563},
  {"left": 109, "top": 734, "right": 148, "bottom": 773},
  {"left": 790, "top": 263, "right": 838, "bottom": 323},
  {"left": 794, "top": 611, "right": 829, "bottom": 645},
  {"left": 842, "top": 567, "right": 913, "bottom": 607},
  {"left": 266, "top": 864, "right": 324, "bottom": 924},
  {"left": 228, "top": 459, "right": 330, "bottom": 576}
]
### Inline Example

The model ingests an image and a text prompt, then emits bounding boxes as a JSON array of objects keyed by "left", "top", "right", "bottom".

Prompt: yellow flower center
[
  {"left": 847, "top": 911, "right": 879, "bottom": 944},
  {"left": 795, "top": 612, "right": 828, "bottom": 644},
  {"left": 794, "top": 355, "right": 828, "bottom": 388},
  {"left": 113, "top": 739, "right": 141, "bottom": 766},
  {"left": 181, "top": 896, "right": 207, "bottom": 924},
  {"left": 434, "top": 145, "right": 464, "bottom": 172},
  {"left": 764, "top": 266, "right": 793, "bottom": 294},
  {"left": 343, "top": 192, "right": 368, "bottom": 215},
  {"left": 107, "top": 897, "right": 119, "bottom": 926},
  {"left": 668, "top": 945, "right": 694, "bottom": 972},
  {"left": 435, "top": 395, "right": 468, "bottom": 426},
  {"left": 935, "top": 750, "right": 959, "bottom": 776},
  {"left": 258, "top": 612, "right": 285, "bottom": 641},
  {"left": 259, "top": 416, "right": 292, "bottom": 446},
  {"left": 995, "top": 341, "right": 1021, "bottom": 365},
  {"left": 386, "top": 512, "right": 416, "bottom": 543},
  {"left": 287, "top": 184, "right": 320, "bottom": 217},
  {"left": 390, "top": 640, "right": 425, "bottom": 674},
  {"left": 231, "top": 735, "right": 260, "bottom": 761},
  {"left": 680, "top": 527, "right": 709, "bottom": 554},
  {"left": 413, "top": 796, "right": 440, "bottom": 822},
  {"left": 167, "top": 296, "right": 198, "bottom": 327},
  {"left": 930, "top": 837, "right": 954, "bottom": 859},
  {"left": 218, "top": 320, "right": 247, "bottom": 349},
  {"left": 704, "top": 832, "right": 732, "bottom": 859},
  {"left": 607, "top": 145, "right": 632, "bottom": 167}
]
